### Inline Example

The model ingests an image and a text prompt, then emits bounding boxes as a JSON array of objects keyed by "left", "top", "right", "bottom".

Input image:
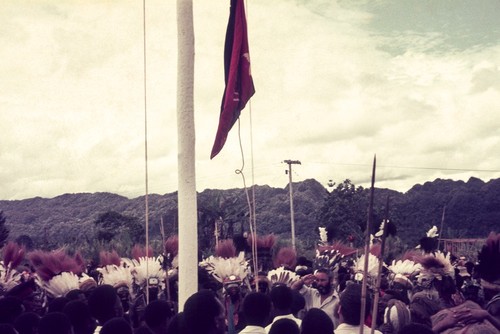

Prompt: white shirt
[
  {"left": 299, "top": 285, "right": 339, "bottom": 327},
  {"left": 264, "top": 314, "right": 302, "bottom": 333},
  {"left": 334, "top": 323, "right": 382, "bottom": 334},
  {"left": 238, "top": 325, "right": 267, "bottom": 334}
]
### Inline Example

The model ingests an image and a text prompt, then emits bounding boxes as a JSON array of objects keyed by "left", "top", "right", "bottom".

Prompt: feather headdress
[
  {"left": 215, "top": 239, "right": 237, "bottom": 259},
  {"left": 313, "top": 247, "right": 344, "bottom": 273},
  {"left": 97, "top": 250, "right": 133, "bottom": 291},
  {"left": 416, "top": 251, "right": 454, "bottom": 283},
  {"left": 273, "top": 247, "right": 297, "bottom": 270},
  {"left": 353, "top": 253, "right": 380, "bottom": 284},
  {"left": 388, "top": 259, "right": 421, "bottom": 288},
  {"left": 29, "top": 249, "right": 83, "bottom": 298},
  {"left": 476, "top": 232, "right": 500, "bottom": 284},
  {"left": 130, "top": 256, "right": 165, "bottom": 288},
  {"left": 247, "top": 233, "right": 277, "bottom": 272},
  {"left": 199, "top": 251, "right": 249, "bottom": 284},
  {"left": 0, "top": 242, "right": 25, "bottom": 293},
  {"left": 267, "top": 266, "right": 300, "bottom": 287},
  {"left": 417, "top": 226, "right": 439, "bottom": 253}
]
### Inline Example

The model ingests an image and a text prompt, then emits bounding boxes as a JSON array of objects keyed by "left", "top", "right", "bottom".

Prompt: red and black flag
[{"left": 210, "top": 0, "right": 255, "bottom": 159}]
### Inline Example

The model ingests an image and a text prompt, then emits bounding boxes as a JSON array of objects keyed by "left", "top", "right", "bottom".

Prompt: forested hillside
[{"left": 0, "top": 177, "right": 498, "bottom": 262}]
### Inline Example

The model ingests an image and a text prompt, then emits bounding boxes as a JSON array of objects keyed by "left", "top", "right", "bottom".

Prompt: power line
[{"left": 308, "top": 161, "right": 500, "bottom": 173}]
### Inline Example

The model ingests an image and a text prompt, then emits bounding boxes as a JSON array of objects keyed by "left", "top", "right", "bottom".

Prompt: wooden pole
[
  {"left": 437, "top": 206, "right": 446, "bottom": 251},
  {"left": 370, "top": 195, "right": 389, "bottom": 333},
  {"left": 360, "top": 155, "right": 376, "bottom": 334},
  {"left": 177, "top": 0, "right": 197, "bottom": 311}
]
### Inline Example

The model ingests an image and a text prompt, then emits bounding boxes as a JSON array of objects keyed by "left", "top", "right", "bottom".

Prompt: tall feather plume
[
  {"left": 476, "top": 232, "right": 500, "bottom": 283},
  {"left": 273, "top": 247, "right": 297, "bottom": 269},
  {"left": 248, "top": 233, "right": 276, "bottom": 250},
  {"left": 164, "top": 235, "right": 179, "bottom": 257},
  {"left": 318, "top": 227, "right": 328, "bottom": 245},
  {"left": 318, "top": 242, "right": 357, "bottom": 257},
  {"left": 215, "top": 239, "right": 237, "bottom": 259},
  {"left": 267, "top": 266, "right": 300, "bottom": 287},
  {"left": 99, "top": 250, "right": 122, "bottom": 267},
  {"left": 0, "top": 242, "right": 25, "bottom": 292},
  {"left": 370, "top": 243, "right": 382, "bottom": 257},
  {"left": 131, "top": 244, "right": 154, "bottom": 260},
  {"left": 74, "top": 251, "right": 86, "bottom": 273},
  {"left": 2, "top": 242, "right": 25, "bottom": 269}
]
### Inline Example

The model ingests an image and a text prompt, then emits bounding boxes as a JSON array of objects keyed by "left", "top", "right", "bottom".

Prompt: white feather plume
[
  {"left": 39, "top": 271, "right": 80, "bottom": 298},
  {"left": 319, "top": 227, "right": 328, "bottom": 244},
  {"left": 97, "top": 264, "right": 133, "bottom": 290},
  {"left": 199, "top": 251, "right": 249, "bottom": 283},
  {"left": 354, "top": 253, "right": 380, "bottom": 279},
  {"left": 426, "top": 226, "right": 439, "bottom": 238},
  {"left": 0, "top": 261, "right": 22, "bottom": 291},
  {"left": 130, "top": 256, "right": 165, "bottom": 287},
  {"left": 267, "top": 266, "right": 300, "bottom": 287},
  {"left": 389, "top": 259, "right": 421, "bottom": 276}
]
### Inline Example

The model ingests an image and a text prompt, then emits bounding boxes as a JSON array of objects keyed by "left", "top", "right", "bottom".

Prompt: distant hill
[{"left": 0, "top": 177, "right": 498, "bottom": 257}]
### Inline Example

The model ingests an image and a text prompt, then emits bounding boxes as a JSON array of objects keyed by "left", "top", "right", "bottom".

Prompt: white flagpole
[{"left": 177, "top": 0, "right": 197, "bottom": 310}]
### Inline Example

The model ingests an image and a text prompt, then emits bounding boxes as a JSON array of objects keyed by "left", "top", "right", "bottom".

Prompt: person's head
[
  {"left": 383, "top": 299, "right": 411, "bottom": 333},
  {"left": 183, "top": 290, "right": 224, "bottom": 334},
  {"left": 63, "top": 300, "right": 95, "bottom": 334},
  {"left": 14, "top": 312, "right": 40, "bottom": 334},
  {"left": 166, "top": 312, "right": 184, "bottom": 334},
  {"left": 143, "top": 300, "right": 174, "bottom": 332},
  {"left": 269, "top": 318, "right": 299, "bottom": 334},
  {"left": 290, "top": 289, "right": 305, "bottom": 317},
  {"left": 47, "top": 296, "right": 70, "bottom": 313},
  {"left": 242, "top": 292, "right": 271, "bottom": 327},
  {"left": 409, "top": 291, "right": 442, "bottom": 328},
  {"left": 338, "top": 282, "right": 371, "bottom": 326},
  {"left": 38, "top": 312, "right": 72, "bottom": 334},
  {"left": 301, "top": 308, "right": 333, "bottom": 334},
  {"left": 269, "top": 285, "right": 293, "bottom": 313},
  {"left": 88, "top": 284, "right": 123, "bottom": 325},
  {"left": 100, "top": 317, "right": 133, "bottom": 334},
  {"left": 0, "top": 296, "right": 24, "bottom": 324},
  {"left": 313, "top": 269, "right": 332, "bottom": 296}
]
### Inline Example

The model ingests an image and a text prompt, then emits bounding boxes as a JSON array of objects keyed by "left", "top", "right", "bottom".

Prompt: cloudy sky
[{"left": 1, "top": 0, "right": 499, "bottom": 200}]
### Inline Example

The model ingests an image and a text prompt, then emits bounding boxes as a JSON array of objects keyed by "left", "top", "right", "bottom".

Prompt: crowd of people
[{"left": 0, "top": 225, "right": 499, "bottom": 334}]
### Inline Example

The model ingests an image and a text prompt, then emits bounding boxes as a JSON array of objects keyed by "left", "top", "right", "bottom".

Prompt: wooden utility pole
[
  {"left": 177, "top": 0, "right": 197, "bottom": 310},
  {"left": 284, "top": 159, "right": 301, "bottom": 250}
]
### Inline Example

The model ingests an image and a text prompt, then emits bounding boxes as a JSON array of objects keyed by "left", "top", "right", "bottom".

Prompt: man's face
[{"left": 315, "top": 272, "right": 331, "bottom": 295}]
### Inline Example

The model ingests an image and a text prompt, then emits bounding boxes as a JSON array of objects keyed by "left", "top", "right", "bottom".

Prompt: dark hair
[
  {"left": 166, "top": 312, "right": 184, "bottom": 334},
  {"left": 0, "top": 296, "right": 24, "bottom": 324},
  {"left": 291, "top": 290, "right": 305, "bottom": 316},
  {"left": 47, "top": 296, "right": 70, "bottom": 313},
  {"left": 339, "top": 283, "right": 371, "bottom": 325},
  {"left": 301, "top": 308, "right": 333, "bottom": 334},
  {"left": 38, "top": 312, "right": 72, "bottom": 334},
  {"left": 63, "top": 300, "right": 95, "bottom": 334},
  {"left": 270, "top": 285, "right": 293, "bottom": 310},
  {"left": 144, "top": 300, "right": 174, "bottom": 328},
  {"left": 183, "top": 290, "right": 221, "bottom": 334},
  {"left": 88, "top": 284, "right": 120, "bottom": 324},
  {"left": 14, "top": 312, "right": 40, "bottom": 334},
  {"left": 242, "top": 292, "right": 271, "bottom": 326},
  {"left": 100, "top": 317, "right": 133, "bottom": 334},
  {"left": 269, "top": 318, "right": 300, "bottom": 334}
]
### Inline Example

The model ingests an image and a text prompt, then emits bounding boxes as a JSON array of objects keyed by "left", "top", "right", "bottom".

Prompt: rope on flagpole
[{"left": 142, "top": 0, "right": 150, "bottom": 304}]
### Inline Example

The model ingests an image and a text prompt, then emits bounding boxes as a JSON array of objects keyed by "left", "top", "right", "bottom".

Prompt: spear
[
  {"left": 371, "top": 195, "right": 389, "bottom": 333},
  {"left": 360, "top": 155, "right": 376, "bottom": 334}
]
